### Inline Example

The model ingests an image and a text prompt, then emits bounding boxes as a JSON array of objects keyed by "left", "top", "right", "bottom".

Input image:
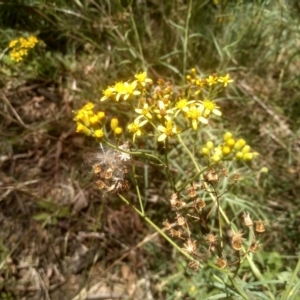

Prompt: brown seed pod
[
  {"left": 216, "top": 257, "right": 227, "bottom": 269},
  {"left": 254, "top": 220, "right": 265, "bottom": 233}
]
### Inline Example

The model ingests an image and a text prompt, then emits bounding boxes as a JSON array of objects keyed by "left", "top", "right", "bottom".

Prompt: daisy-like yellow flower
[
  {"left": 114, "top": 81, "right": 126, "bottom": 101},
  {"left": 100, "top": 86, "right": 115, "bottom": 101},
  {"left": 134, "top": 71, "right": 153, "bottom": 86},
  {"left": 9, "top": 39, "right": 18, "bottom": 48},
  {"left": 206, "top": 75, "right": 218, "bottom": 86},
  {"left": 127, "top": 119, "right": 148, "bottom": 142},
  {"left": 135, "top": 103, "right": 153, "bottom": 120},
  {"left": 10, "top": 50, "right": 23, "bottom": 62},
  {"left": 198, "top": 99, "right": 222, "bottom": 118},
  {"left": 27, "top": 35, "right": 38, "bottom": 48},
  {"left": 218, "top": 74, "right": 233, "bottom": 87},
  {"left": 174, "top": 98, "right": 195, "bottom": 116},
  {"left": 157, "top": 119, "right": 179, "bottom": 142},
  {"left": 123, "top": 81, "right": 141, "bottom": 100},
  {"left": 186, "top": 105, "right": 208, "bottom": 130}
]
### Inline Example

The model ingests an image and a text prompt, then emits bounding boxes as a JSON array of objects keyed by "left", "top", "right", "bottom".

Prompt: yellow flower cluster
[
  {"left": 8, "top": 35, "right": 39, "bottom": 62},
  {"left": 201, "top": 132, "right": 258, "bottom": 162},
  {"left": 95, "top": 70, "right": 231, "bottom": 142},
  {"left": 73, "top": 102, "right": 107, "bottom": 138},
  {"left": 186, "top": 69, "right": 234, "bottom": 90}
]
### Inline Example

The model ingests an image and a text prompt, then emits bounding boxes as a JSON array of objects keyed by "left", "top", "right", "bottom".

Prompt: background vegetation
[{"left": 0, "top": 0, "right": 300, "bottom": 299}]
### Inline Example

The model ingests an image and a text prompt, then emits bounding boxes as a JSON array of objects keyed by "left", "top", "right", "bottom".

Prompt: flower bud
[
  {"left": 235, "top": 152, "right": 243, "bottom": 159},
  {"left": 222, "top": 146, "right": 231, "bottom": 156},
  {"left": 242, "top": 145, "right": 251, "bottom": 154},
  {"left": 223, "top": 132, "right": 232, "bottom": 141},
  {"left": 110, "top": 118, "right": 119, "bottom": 130},
  {"left": 201, "top": 147, "right": 210, "bottom": 156},
  {"left": 211, "top": 154, "right": 221, "bottom": 162},
  {"left": 94, "top": 129, "right": 104, "bottom": 138},
  {"left": 114, "top": 127, "right": 123, "bottom": 135},
  {"left": 226, "top": 138, "right": 235, "bottom": 148},
  {"left": 243, "top": 153, "right": 254, "bottom": 161},
  {"left": 234, "top": 139, "right": 246, "bottom": 150},
  {"left": 206, "top": 141, "right": 214, "bottom": 150}
]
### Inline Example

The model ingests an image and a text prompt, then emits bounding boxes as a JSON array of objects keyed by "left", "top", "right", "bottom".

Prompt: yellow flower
[
  {"left": 199, "top": 100, "right": 222, "bottom": 117},
  {"left": 174, "top": 98, "right": 195, "bottom": 116},
  {"left": 114, "top": 81, "right": 126, "bottom": 101},
  {"left": 9, "top": 39, "right": 18, "bottom": 48},
  {"left": 94, "top": 129, "right": 104, "bottom": 138},
  {"left": 127, "top": 119, "right": 148, "bottom": 141},
  {"left": 27, "top": 36, "right": 38, "bottom": 48},
  {"left": 123, "top": 81, "right": 141, "bottom": 100},
  {"left": 114, "top": 127, "right": 123, "bottom": 135},
  {"left": 218, "top": 74, "right": 233, "bottom": 87},
  {"left": 89, "top": 115, "right": 99, "bottom": 125},
  {"left": 186, "top": 105, "right": 208, "bottom": 130},
  {"left": 76, "top": 124, "right": 92, "bottom": 136},
  {"left": 10, "top": 50, "right": 23, "bottom": 62},
  {"left": 206, "top": 75, "right": 218, "bottom": 86},
  {"left": 97, "top": 111, "right": 106, "bottom": 121},
  {"left": 100, "top": 86, "right": 115, "bottom": 101},
  {"left": 135, "top": 103, "right": 152, "bottom": 119},
  {"left": 134, "top": 71, "right": 153, "bottom": 86},
  {"left": 157, "top": 120, "right": 179, "bottom": 142},
  {"left": 83, "top": 102, "right": 95, "bottom": 111}
]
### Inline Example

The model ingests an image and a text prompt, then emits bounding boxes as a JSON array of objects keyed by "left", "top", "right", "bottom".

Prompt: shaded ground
[{"left": 0, "top": 81, "right": 159, "bottom": 300}]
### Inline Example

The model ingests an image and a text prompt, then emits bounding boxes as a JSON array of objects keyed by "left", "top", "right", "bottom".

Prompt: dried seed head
[
  {"left": 96, "top": 180, "right": 106, "bottom": 189},
  {"left": 196, "top": 198, "right": 206, "bottom": 208},
  {"left": 107, "top": 179, "right": 130, "bottom": 193},
  {"left": 188, "top": 183, "right": 197, "bottom": 198},
  {"left": 204, "top": 168, "right": 219, "bottom": 183},
  {"left": 188, "top": 260, "right": 200, "bottom": 271},
  {"left": 170, "top": 193, "right": 178, "bottom": 207},
  {"left": 234, "top": 173, "right": 240, "bottom": 181},
  {"left": 249, "top": 241, "right": 261, "bottom": 253},
  {"left": 93, "top": 163, "right": 102, "bottom": 175},
  {"left": 163, "top": 219, "right": 172, "bottom": 230},
  {"left": 169, "top": 228, "right": 183, "bottom": 239},
  {"left": 104, "top": 168, "right": 113, "bottom": 179},
  {"left": 182, "top": 239, "right": 197, "bottom": 254},
  {"left": 205, "top": 233, "right": 218, "bottom": 245},
  {"left": 221, "top": 168, "right": 228, "bottom": 177},
  {"left": 243, "top": 212, "right": 253, "bottom": 227},
  {"left": 231, "top": 230, "right": 245, "bottom": 251},
  {"left": 176, "top": 213, "right": 186, "bottom": 226},
  {"left": 175, "top": 200, "right": 186, "bottom": 209},
  {"left": 254, "top": 220, "right": 265, "bottom": 233},
  {"left": 216, "top": 257, "right": 227, "bottom": 269}
]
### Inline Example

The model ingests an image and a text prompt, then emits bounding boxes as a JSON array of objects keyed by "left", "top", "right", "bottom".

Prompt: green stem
[
  {"left": 165, "top": 138, "right": 176, "bottom": 191},
  {"left": 183, "top": 0, "right": 193, "bottom": 78},
  {"left": 117, "top": 193, "right": 196, "bottom": 262},
  {"left": 131, "top": 161, "right": 144, "bottom": 214}
]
